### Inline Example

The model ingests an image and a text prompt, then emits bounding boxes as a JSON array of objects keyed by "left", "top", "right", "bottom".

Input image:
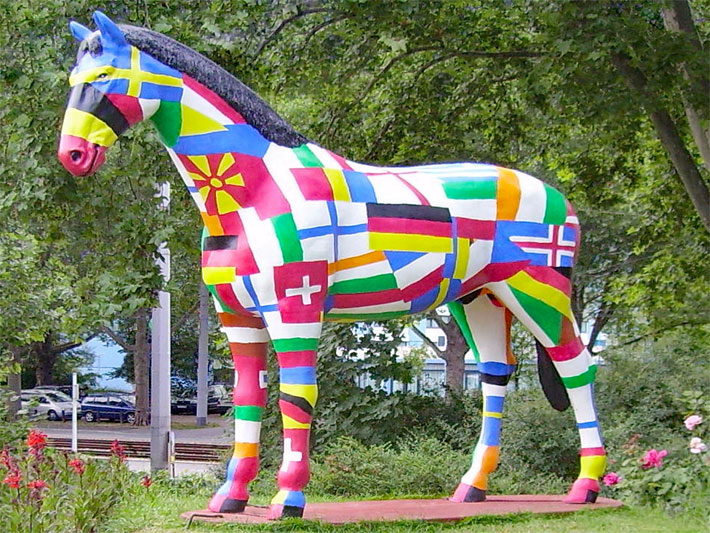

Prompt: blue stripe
[
  {"left": 283, "top": 490, "right": 306, "bottom": 508},
  {"left": 174, "top": 125, "right": 270, "bottom": 157},
  {"left": 485, "top": 395, "right": 505, "bottom": 413},
  {"left": 280, "top": 366, "right": 317, "bottom": 385},
  {"left": 385, "top": 251, "right": 425, "bottom": 271},
  {"left": 409, "top": 286, "right": 439, "bottom": 313},
  {"left": 443, "top": 279, "right": 461, "bottom": 303},
  {"left": 577, "top": 421, "right": 599, "bottom": 429},
  {"left": 299, "top": 226, "right": 332, "bottom": 239},
  {"left": 139, "top": 82, "right": 182, "bottom": 101},
  {"left": 327, "top": 201, "right": 339, "bottom": 259},
  {"left": 477, "top": 361, "right": 516, "bottom": 376},
  {"left": 339, "top": 223, "right": 368, "bottom": 235},
  {"left": 92, "top": 78, "right": 129, "bottom": 94},
  {"left": 343, "top": 171, "right": 376, "bottom": 203},
  {"left": 187, "top": 186, "right": 198, "bottom": 193},
  {"left": 481, "top": 417, "right": 502, "bottom": 446},
  {"left": 140, "top": 53, "right": 181, "bottom": 77}
]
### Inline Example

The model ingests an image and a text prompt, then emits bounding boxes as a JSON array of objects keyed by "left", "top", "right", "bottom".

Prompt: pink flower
[
  {"left": 641, "top": 448, "right": 668, "bottom": 469},
  {"left": 689, "top": 437, "right": 707, "bottom": 454},
  {"left": 141, "top": 475, "right": 152, "bottom": 488},
  {"left": 68, "top": 458, "right": 85, "bottom": 475},
  {"left": 1, "top": 449, "right": 15, "bottom": 470},
  {"left": 684, "top": 415, "right": 703, "bottom": 431},
  {"left": 2, "top": 473, "right": 22, "bottom": 489},
  {"left": 603, "top": 472, "right": 621, "bottom": 486}
]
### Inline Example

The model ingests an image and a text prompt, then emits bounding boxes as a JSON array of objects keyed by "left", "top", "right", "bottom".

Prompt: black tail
[{"left": 536, "top": 341, "right": 570, "bottom": 411}]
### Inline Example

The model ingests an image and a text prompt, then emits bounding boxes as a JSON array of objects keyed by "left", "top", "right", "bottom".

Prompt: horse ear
[
  {"left": 69, "top": 21, "right": 92, "bottom": 42},
  {"left": 93, "top": 10, "right": 127, "bottom": 47}
]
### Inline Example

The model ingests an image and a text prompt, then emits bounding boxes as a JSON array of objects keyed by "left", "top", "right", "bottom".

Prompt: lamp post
[{"left": 150, "top": 182, "right": 171, "bottom": 471}]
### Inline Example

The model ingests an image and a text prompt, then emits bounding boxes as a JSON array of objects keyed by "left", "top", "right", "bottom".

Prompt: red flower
[
  {"left": 110, "top": 440, "right": 126, "bottom": 462},
  {"left": 68, "top": 458, "right": 85, "bottom": 475},
  {"left": 2, "top": 473, "right": 22, "bottom": 489},
  {"left": 26, "top": 430, "right": 47, "bottom": 450},
  {"left": 141, "top": 475, "right": 152, "bottom": 488},
  {"left": 1, "top": 448, "right": 14, "bottom": 470},
  {"left": 27, "top": 479, "right": 48, "bottom": 490}
]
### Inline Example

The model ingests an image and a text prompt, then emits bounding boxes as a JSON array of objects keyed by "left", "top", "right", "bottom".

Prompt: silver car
[{"left": 21, "top": 389, "right": 80, "bottom": 421}]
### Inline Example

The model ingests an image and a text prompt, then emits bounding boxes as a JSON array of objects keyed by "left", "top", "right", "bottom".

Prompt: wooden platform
[{"left": 182, "top": 495, "right": 623, "bottom": 525}]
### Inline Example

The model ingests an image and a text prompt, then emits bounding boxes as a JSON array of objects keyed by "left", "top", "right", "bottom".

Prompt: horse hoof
[
  {"left": 563, "top": 478, "right": 599, "bottom": 504},
  {"left": 451, "top": 483, "right": 486, "bottom": 502},
  {"left": 207, "top": 494, "right": 247, "bottom": 513},
  {"left": 268, "top": 490, "right": 305, "bottom": 519}
]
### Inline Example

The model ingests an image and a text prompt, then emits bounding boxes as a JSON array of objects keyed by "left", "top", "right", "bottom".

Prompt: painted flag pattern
[{"left": 58, "top": 13, "right": 606, "bottom": 520}]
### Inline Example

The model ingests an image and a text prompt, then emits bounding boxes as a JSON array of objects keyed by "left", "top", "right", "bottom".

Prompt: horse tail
[{"left": 536, "top": 340, "right": 570, "bottom": 411}]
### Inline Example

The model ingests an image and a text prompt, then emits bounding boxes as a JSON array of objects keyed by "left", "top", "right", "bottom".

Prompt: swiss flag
[{"left": 274, "top": 261, "right": 328, "bottom": 323}]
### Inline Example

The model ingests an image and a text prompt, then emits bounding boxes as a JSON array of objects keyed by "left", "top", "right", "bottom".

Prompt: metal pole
[
  {"left": 196, "top": 282, "right": 209, "bottom": 426},
  {"left": 150, "top": 182, "right": 171, "bottom": 471},
  {"left": 71, "top": 372, "right": 78, "bottom": 453}
]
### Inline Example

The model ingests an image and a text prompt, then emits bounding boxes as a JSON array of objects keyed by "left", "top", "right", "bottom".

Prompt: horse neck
[{"left": 154, "top": 75, "right": 281, "bottom": 222}]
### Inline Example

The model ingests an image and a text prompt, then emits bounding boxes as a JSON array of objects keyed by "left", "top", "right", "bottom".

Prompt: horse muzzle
[{"left": 58, "top": 134, "right": 107, "bottom": 176}]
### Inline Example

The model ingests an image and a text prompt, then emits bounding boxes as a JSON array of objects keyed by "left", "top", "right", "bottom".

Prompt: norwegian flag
[{"left": 509, "top": 224, "right": 577, "bottom": 267}]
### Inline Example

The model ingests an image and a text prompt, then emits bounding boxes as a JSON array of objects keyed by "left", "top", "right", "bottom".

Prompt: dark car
[
  {"left": 171, "top": 381, "right": 228, "bottom": 414},
  {"left": 81, "top": 393, "right": 136, "bottom": 423}
]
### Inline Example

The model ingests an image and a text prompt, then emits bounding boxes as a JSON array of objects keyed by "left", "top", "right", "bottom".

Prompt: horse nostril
[{"left": 70, "top": 150, "right": 83, "bottom": 162}]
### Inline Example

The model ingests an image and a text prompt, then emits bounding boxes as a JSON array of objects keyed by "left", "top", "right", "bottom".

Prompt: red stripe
[
  {"left": 202, "top": 249, "right": 239, "bottom": 268},
  {"left": 228, "top": 342, "right": 268, "bottom": 358},
  {"left": 458, "top": 261, "right": 529, "bottom": 296},
  {"left": 524, "top": 266, "right": 571, "bottom": 295},
  {"left": 219, "top": 313, "right": 264, "bottom": 328},
  {"left": 456, "top": 218, "right": 496, "bottom": 240},
  {"left": 579, "top": 447, "right": 606, "bottom": 456},
  {"left": 333, "top": 289, "right": 402, "bottom": 307},
  {"left": 393, "top": 174, "right": 429, "bottom": 205},
  {"left": 368, "top": 217, "right": 451, "bottom": 237},
  {"left": 401, "top": 266, "right": 444, "bottom": 301},
  {"left": 292, "top": 168, "right": 333, "bottom": 201},
  {"left": 105, "top": 94, "right": 143, "bottom": 125},
  {"left": 329, "top": 151, "right": 353, "bottom": 170},
  {"left": 215, "top": 284, "right": 251, "bottom": 315},
  {"left": 233, "top": 356, "right": 267, "bottom": 405},
  {"left": 279, "top": 400, "right": 312, "bottom": 424},
  {"left": 277, "top": 351, "right": 317, "bottom": 368},
  {"left": 546, "top": 338, "right": 585, "bottom": 362},
  {"left": 183, "top": 74, "right": 246, "bottom": 124}
]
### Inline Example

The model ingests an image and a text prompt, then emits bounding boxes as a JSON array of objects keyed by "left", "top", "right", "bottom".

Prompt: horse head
[{"left": 58, "top": 11, "right": 180, "bottom": 176}]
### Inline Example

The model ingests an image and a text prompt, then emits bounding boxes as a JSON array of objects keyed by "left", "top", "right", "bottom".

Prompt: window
[
  {"left": 437, "top": 336, "right": 446, "bottom": 347},
  {"left": 87, "top": 396, "right": 107, "bottom": 404}
]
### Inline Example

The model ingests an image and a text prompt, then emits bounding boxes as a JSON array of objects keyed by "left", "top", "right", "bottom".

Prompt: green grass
[{"left": 102, "top": 485, "right": 709, "bottom": 533}]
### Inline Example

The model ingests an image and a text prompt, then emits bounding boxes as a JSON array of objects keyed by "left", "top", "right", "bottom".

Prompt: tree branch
[
  {"left": 171, "top": 301, "right": 199, "bottom": 335},
  {"left": 409, "top": 323, "right": 442, "bottom": 356},
  {"left": 254, "top": 7, "right": 332, "bottom": 58},
  {"left": 100, "top": 326, "right": 134, "bottom": 353}
]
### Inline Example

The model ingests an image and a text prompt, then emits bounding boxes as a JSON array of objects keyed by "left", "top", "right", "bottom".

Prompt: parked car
[
  {"left": 33, "top": 385, "right": 81, "bottom": 398},
  {"left": 81, "top": 393, "right": 136, "bottom": 423},
  {"left": 209, "top": 384, "right": 232, "bottom": 414},
  {"left": 20, "top": 389, "right": 79, "bottom": 421},
  {"left": 171, "top": 384, "right": 228, "bottom": 414}
]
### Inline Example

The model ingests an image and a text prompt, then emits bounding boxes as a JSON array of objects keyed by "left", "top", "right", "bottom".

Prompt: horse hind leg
[
  {"left": 448, "top": 292, "right": 517, "bottom": 502},
  {"left": 488, "top": 268, "right": 606, "bottom": 503},
  {"left": 207, "top": 311, "right": 269, "bottom": 513}
]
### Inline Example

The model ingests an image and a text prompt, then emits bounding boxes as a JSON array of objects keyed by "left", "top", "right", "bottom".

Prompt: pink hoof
[
  {"left": 208, "top": 493, "right": 247, "bottom": 513},
  {"left": 563, "top": 478, "right": 600, "bottom": 504},
  {"left": 450, "top": 482, "right": 486, "bottom": 502}
]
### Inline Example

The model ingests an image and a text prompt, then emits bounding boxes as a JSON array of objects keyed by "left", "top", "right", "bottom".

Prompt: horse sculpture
[{"left": 58, "top": 12, "right": 606, "bottom": 520}]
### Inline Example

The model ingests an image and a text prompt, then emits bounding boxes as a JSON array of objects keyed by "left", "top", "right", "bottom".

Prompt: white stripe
[
  {"left": 567, "top": 384, "right": 598, "bottom": 424},
  {"left": 337, "top": 233, "right": 372, "bottom": 259},
  {"left": 307, "top": 143, "right": 342, "bottom": 169},
  {"left": 514, "top": 171, "right": 546, "bottom": 223},
  {"left": 331, "top": 260, "right": 391, "bottom": 283},
  {"left": 486, "top": 282, "right": 554, "bottom": 346},
  {"left": 301, "top": 234, "right": 335, "bottom": 263},
  {"left": 180, "top": 85, "right": 234, "bottom": 125},
  {"left": 579, "top": 427, "right": 603, "bottom": 448},
  {"left": 231, "top": 277, "right": 255, "bottom": 309},
  {"left": 260, "top": 312, "right": 322, "bottom": 340},
  {"left": 292, "top": 200, "right": 332, "bottom": 230},
  {"left": 240, "top": 207, "right": 283, "bottom": 271},
  {"left": 234, "top": 419, "right": 261, "bottom": 443},
  {"left": 465, "top": 296, "right": 508, "bottom": 361},
  {"left": 328, "top": 300, "right": 410, "bottom": 315},
  {"left": 553, "top": 353, "right": 593, "bottom": 380},
  {"left": 393, "top": 253, "right": 445, "bottom": 289},
  {"left": 481, "top": 382, "right": 507, "bottom": 397},
  {"left": 461, "top": 239, "right": 494, "bottom": 282},
  {"left": 369, "top": 174, "right": 420, "bottom": 204},
  {"left": 222, "top": 326, "right": 269, "bottom": 343},
  {"left": 262, "top": 144, "right": 306, "bottom": 204}
]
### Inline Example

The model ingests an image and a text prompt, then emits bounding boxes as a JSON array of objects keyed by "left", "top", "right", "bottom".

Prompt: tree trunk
[
  {"left": 196, "top": 282, "right": 209, "bottom": 426},
  {"left": 6, "top": 347, "right": 22, "bottom": 418},
  {"left": 133, "top": 309, "right": 151, "bottom": 426},
  {"left": 611, "top": 53, "right": 710, "bottom": 233},
  {"left": 440, "top": 338, "right": 467, "bottom": 396},
  {"left": 34, "top": 335, "right": 57, "bottom": 386}
]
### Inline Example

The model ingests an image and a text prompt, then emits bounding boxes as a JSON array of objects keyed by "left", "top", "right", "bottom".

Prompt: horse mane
[{"left": 110, "top": 25, "right": 307, "bottom": 148}]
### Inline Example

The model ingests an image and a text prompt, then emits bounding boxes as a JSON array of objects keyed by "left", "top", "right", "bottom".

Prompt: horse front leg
[
  {"left": 267, "top": 319, "right": 322, "bottom": 519},
  {"left": 208, "top": 312, "right": 268, "bottom": 513}
]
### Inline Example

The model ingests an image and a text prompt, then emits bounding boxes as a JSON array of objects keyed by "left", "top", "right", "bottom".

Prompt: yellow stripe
[
  {"left": 507, "top": 271, "right": 573, "bottom": 320},
  {"left": 453, "top": 238, "right": 469, "bottom": 279},
  {"left": 128, "top": 47, "right": 141, "bottom": 97},
  {"left": 202, "top": 266, "right": 236, "bottom": 285},
  {"left": 431, "top": 278, "right": 450, "bottom": 309},
  {"left": 370, "top": 233, "right": 452, "bottom": 253},
  {"left": 271, "top": 489, "right": 289, "bottom": 505},
  {"left": 324, "top": 168, "right": 351, "bottom": 202},
  {"left": 281, "top": 415, "right": 311, "bottom": 429},
  {"left": 328, "top": 251, "right": 386, "bottom": 275},
  {"left": 482, "top": 411, "right": 502, "bottom": 419},
  {"left": 70, "top": 66, "right": 183, "bottom": 89},
  {"left": 579, "top": 455, "right": 606, "bottom": 479},
  {"left": 61, "top": 108, "right": 117, "bottom": 147},
  {"left": 279, "top": 384, "right": 318, "bottom": 407}
]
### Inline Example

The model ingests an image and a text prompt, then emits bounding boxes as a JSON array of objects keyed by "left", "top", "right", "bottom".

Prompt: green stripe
[
  {"left": 330, "top": 274, "right": 398, "bottom": 294},
  {"left": 293, "top": 144, "right": 322, "bottom": 167},
  {"left": 272, "top": 337, "right": 319, "bottom": 352},
  {"left": 543, "top": 184, "right": 567, "bottom": 225},
  {"left": 151, "top": 100, "right": 181, "bottom": 147},
  {"left": 234, "top": 405, "right": 263, "bottom": 421},
  {"left": 509, "top": 286, "right": 562, "bottom": 344},
  {"left": 326, "top": 311, "right": 409, "bottom": 321},
  {"left": 271, "top": 213, "right": 303, "bottom": 263},
  {"left": 447, "top": 301, "right": 479, "bottom": 362},
  {"left": 561, "top": 365, "right": 597, "bottom": 388},
  {"left": 442, "top": 179, "right": 497, "bottom": 200}
]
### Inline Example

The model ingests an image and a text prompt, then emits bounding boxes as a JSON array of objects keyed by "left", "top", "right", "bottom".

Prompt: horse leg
[
  {"left": 207, "top": 312, "right": 268, "bottom": 513},
  {"left": 488, "top": 269, "right": 606, "bottom": 503},
  {"left": 265, "top": 316, "right": 323, "bottom": 520},
  {"left": 449, "top": 293, "right": 516, "bottom": 502}
]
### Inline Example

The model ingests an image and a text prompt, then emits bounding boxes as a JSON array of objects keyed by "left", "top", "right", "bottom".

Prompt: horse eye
[{"left": 97, "top": 73, "right": 108, "bottom": 79}]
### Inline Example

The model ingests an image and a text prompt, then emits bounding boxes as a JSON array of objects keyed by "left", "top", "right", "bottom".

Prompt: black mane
[{"left": 92, "top": 25, "right": 307, "bottom": 147}]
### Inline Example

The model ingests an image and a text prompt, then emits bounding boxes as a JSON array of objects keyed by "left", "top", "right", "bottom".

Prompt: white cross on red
[
  {"left": 510, "top": 225, "right": 576, "bottom": 266},
  {"left": 285, "top": 275, "right": 322, "bottom": 305},
  {"left": 280, "top": 437, "right": 303, "bottom": 472}
]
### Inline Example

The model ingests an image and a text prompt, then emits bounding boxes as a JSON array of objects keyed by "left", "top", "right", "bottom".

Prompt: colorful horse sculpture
[{"left": 58, "top": 12, "right": 606, "bottom": 519}]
